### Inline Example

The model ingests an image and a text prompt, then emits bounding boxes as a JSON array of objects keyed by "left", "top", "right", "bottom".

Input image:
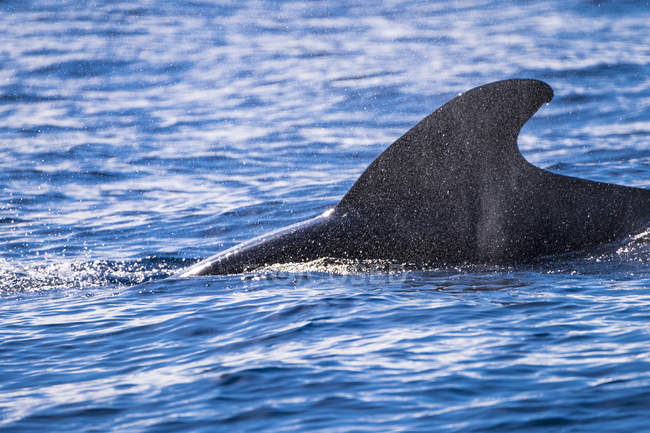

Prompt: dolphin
[{"left": 180, "top": 79, "right": 649, "bottom": 277}]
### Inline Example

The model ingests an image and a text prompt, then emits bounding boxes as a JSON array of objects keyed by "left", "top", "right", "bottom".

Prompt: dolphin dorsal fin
[
  {"left": 335, "top": 79, "right": 556, "bottom": 262},
  {"left": 338, "top": 79, "right": 553, "bottom": 216},
  {"left": 334, "top": 79, "right": 648, "bottom": 263}
]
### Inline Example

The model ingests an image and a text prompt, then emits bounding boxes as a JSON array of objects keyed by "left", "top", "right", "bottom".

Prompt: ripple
[{"left": 0, "top": 257, "right": 182, "bottom": 294}]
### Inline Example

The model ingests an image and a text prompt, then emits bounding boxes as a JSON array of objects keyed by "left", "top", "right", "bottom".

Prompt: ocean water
[{"left": 1, "top": 0, "right": 649, "bottom": 431}]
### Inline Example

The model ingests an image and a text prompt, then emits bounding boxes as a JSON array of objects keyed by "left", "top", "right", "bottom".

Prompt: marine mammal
[{"left": 180, "top": 79, "right": 649, "bottom": 276}]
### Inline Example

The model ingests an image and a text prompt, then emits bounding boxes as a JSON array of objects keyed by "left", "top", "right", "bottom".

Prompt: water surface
[{"left": 1, "top": 1, "right": 649, "bottom": 431}]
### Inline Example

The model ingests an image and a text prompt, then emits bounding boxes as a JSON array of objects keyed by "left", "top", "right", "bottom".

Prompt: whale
[{"left": 180, "top": 79, "right": 649, "bottom": 277}]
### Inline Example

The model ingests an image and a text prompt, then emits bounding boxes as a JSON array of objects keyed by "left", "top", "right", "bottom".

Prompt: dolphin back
[{"left": 183, "top": 79, "right": 649, "bottom": 276}]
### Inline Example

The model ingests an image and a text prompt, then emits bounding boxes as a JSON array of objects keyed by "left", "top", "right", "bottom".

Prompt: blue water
[{"left": 1, "top": 1, "right": 649, "bottom": 431}]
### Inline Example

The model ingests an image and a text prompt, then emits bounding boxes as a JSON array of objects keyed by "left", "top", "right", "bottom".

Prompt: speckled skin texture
[{"left": 183, "top": 79, "right": 649, "bottom": 276}]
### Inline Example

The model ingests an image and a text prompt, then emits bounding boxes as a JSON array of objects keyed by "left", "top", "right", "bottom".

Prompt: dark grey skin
[{"left": 180, "top": 79, "right": 649, "bottom": 277}]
